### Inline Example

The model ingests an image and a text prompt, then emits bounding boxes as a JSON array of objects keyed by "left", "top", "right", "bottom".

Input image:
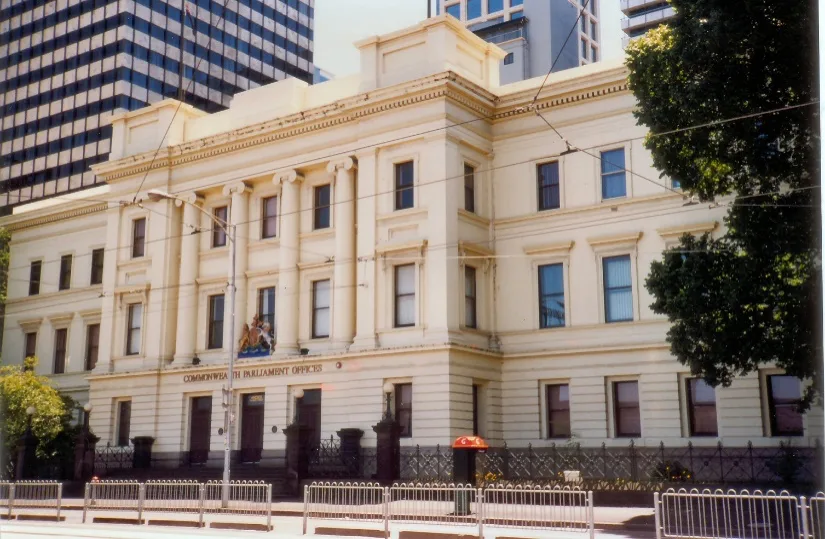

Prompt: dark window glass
[
  {"left": 538, "top": 263, "right": 565, "bottom": 328},
  {"left": 53, "top": 328, "right": 67, "bottom": 374},
  {"left": 257, "top": 287, "right": 276, "bottom": 342},
  {"left": 467, "top": 0, "right": 481, "bottom": 18},
  {"left": 546, "top": 384, "right": 570, "bottom": 438},
  {"left": 465, "top": 266, "right": 477, "bottom": 328},
  {"left": 601, "top": 148, "right": 626, "bottom": 199},
  {"left": 24, "top": 332, "right": 37, "bottom": 362},
  {"left": 464, "top": 164, "right": 475, "bottom": 213},
  {"left": 312, "top": 280, "right": 330, "bottom": 338},
  {"left": 117, "top": 401, "right": 131, "bottom": 446},
  {"left": 767, "top": 375, "right": 803, "bottom": 436},
  {"left": 212, "top": 206, "right": 228, "bottom": 247},
  {"left": 472, "top": 384, "right": 480, "bottom": 435},
  {"left": 29, "top": 260, "right": 42, "bottom": 295},
  {"left": 686, "top": 378, "right": 718, "bottom": 436},
  {"left": 603, "top": 255, "right": 632, "bottom": 322},
  {"left": 132, "top": 218, "right": 146, "bottom": 258},
  {"left": 90, "top": 248, "right": 104, "bottom": 285},
  {"left": 395, "top": 383, "right": 412, "bottom": 437},
  {"left": 85, "top": 323, "right": 100, "bottom": 371},
  {"left": 614, "top": 381, "right": 641, "bottom": 437},
  {"left": 261, "top": 196, "right": 278, "bottom": 238},
  {"left": 126, "top": 304, "right": 142, "bottom": 355},
  {"left": 488, "top": 0, "right": 504, "bottom": 12},
  {"left": 208, "top": 294, "right": 224, "bottom": 349},
  {"left": 537, "top": 162, "right": 560, "bottom": 211},
  {"left": 395, "top": 161, "right": 414, "bottom": 210},
  {"left": 394, "top": 264, "right": 415, "bottom": 327},
  {"left": 503, "top": 52, "right": 514, "bottom": 65},
  {"left": 59, "top": 254, "right": 72, "bottom": 290},
  {"left": 313, "top": 185, "right": 330, "bottom": 230}
]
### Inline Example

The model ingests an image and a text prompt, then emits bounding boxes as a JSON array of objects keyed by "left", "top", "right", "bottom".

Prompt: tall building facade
[
  {"left": 436, "top": 0, "right": 600, "bottom": 84},
  {"left": 620, "top": 0, "right": 675, "bottom": 45},
  {"left": 0, "top": 0, "right": 315, "bottom": 213}
]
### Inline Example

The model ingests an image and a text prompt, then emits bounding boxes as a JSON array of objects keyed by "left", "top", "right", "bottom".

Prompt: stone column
[
  {"left": 172, "top": 193, "right": 203, "bottom": 366},
  {"left": 223, "top": 182, "right": 250, "bottom": 353},
  {"left": 274, "top": 170, "right": 304, "bottom": 356},
  {"left": 328, "top": 157, "right": 357, "bottom": 348}
]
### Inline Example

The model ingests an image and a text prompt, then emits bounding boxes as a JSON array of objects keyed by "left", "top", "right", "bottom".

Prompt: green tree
[
  {"left": 0, "top": 227, "right": 9, "bottom": 306},
  {"left": 626, "top": 0, "right": 821, "bottom": 406}
]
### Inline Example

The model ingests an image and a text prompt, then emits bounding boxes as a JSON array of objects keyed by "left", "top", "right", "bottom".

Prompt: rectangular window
[
  {"left": 537, "top": 162, "right": 560, "bottom": 211},
  {"left": 686, "top": 378, "right": 718, "bottom": 436},
  {"left": 487, "top": 0, "right": 503, "bottom": 12},
  {"left": 601, "top": 148, "right": 627, "bottom": 199},
  {"left": 394, "top": 264, "right": 415, "bottom": 327},
  {"left": 538, "top": 263, "right": 565, "bottom": 328},
  {"left": 546, "top": 383, "right": 571, "bottom": 438},
  {"left": 446, "top": 3, "right": 461, "bottom": 18},
  {"left": 467, "top": 0, "right": 481, "bottom": 18},
  {"left": 90, "top": 248, "right": 104, "bottom": 285},
  {"left": 472, "top": 385, "right": 480, "bottom": 435},
  {"left": 312, "top": 280, "right": 331, "bottom": 338},
  {"left": 261, "top": 196, "right": 278, "bottom": 238},
  {"left": 603, "top": 255, "right": 632, "bottom": 323},
  {"left": 465, "top": 266, "right": 477, "bottom": 328},
  {"left": 132, "top": 218, "right": 146, "bottom": 258},
  {"left": 258, "top": 287, "right": 276, "bottom": 338},
  {"left": 503, "top": 52, "right": 514, "bottom": 65},
  {"left": 767, "top": 375, "right": 803, "bottom": 436},
  {"left": 85, "top": 324, "right": 100, "bottom": 371},
  {"left": 395, "top": 161, "right": 414, "bottom": 210},
  {"left": 395, "top": 383, "right": 413, "bottom": 437},
  {"left": 59, "top": 254, "right": 72, "bottom": 290},
  {"left": 126, "top": 304, "right": 143, "bottom": 355},
  {"left": 117, "top": 401, "right": 132, "bottom": 447},
  {"left": 24, "top": 332, "right": 37, "bottom": 362},
  {"left": 29, "top": 260, "right": 42, "bottom": 295},
  {"left": 53, "top": 328, "right": 67, "bottom": 374},
  {"left": 208, "top": 294, "right": 225, "bottom": 349},
  {"left": 613, "top": 381, "right": 641, "bottom": 437},
  {"left": 314, "top": 185, "right": 331, "bottom": 229},
  {"left": 464, "top": 164, "right": 475, "bottom": 213},
  {"left": 212, "top": 206, "right": 228, "bottom": 247}
]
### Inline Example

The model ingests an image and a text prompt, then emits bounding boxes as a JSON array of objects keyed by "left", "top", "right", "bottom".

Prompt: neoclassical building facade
[{"left": 1, "top": 15, "right": 820, "bottom": 471}]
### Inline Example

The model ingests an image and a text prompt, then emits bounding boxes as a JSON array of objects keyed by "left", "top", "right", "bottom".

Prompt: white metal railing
[
  {"left": 202, "top": 480, "right": 272, "bottom": 530},
  {"left": 143, "top": 480, "right": 204, "bottom": 526},
  {"left": 302, "top": 482, "right": 595, "bottom": 538},
  {"left": 0, "top": 481, "right": 62, "bottom": 520},
  {"left": 807, "top": 492, "right": 825, "bottom": 539},
  {"left": 83, "top": 480, "right": 143, "bottom": 523}
]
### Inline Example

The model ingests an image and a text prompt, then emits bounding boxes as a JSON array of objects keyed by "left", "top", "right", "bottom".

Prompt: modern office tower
[
  {"left": 620, "top": 0, "right": 675, "bottom": 45},
  {"left": 313, "top": 66, "right": 332, "bottom": 84},
  {"left": 436, "top": 0, "right": 600, "bottom": 84},
  {"left": 0, "top": 0, "right": 315, "bottom": 212}
]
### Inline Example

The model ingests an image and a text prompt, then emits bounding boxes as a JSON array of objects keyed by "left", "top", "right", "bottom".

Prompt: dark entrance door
[
  {"left": 297, "top": 389, "right": 322, "bottom": 450},
  {"left": 240, "top": 393, "right": 265, "bottom": 463},
  {"left": 189, "top": 396, "right": 212, "bottom": 465}
]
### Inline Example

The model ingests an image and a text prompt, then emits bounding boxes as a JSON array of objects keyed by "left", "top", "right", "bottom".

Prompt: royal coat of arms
[{"left": 238, "top": 314, "right": 274, "bottom": 358}]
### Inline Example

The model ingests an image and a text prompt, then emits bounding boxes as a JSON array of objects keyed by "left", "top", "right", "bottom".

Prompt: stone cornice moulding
[
  {"left": 47, "top": 313, "right": 75, "bottom": 328},
  {"left": 457, "top": 209, "right": 491, "bottom": 228},
  {"left": 523, "top": 240, "right": 575, "bottom": 257},
  {"left": 458, "top": 240, "right": 495, "bottom": 258},
  {"left": 273, "top": 169, "right": 304, "bottom": 186},
  {"left": 587, "top": 231, "right": 643, "bottom": 252},
  {"left": 327, "top": 156, "right": 357, "bottom": 175},
  {"left": 4, "top": 202, "right": 108, "bottom": 232},
  {"left": 657, "top": 221, "right": 718, "bottom": 239},
  {"left": 222, "top": 181, "right": 249, "bottom": 197},
  {"left": 375, "top": 239, "right": 429, "bottom": 256},
  {"left": 18, "top": 317, "right": 43, "bottom": 332},
  {"left": 78, "top": 309, "right": 103, "bottom": 324}
]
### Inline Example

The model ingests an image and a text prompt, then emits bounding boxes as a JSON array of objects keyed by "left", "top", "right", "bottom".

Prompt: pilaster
[
  {"left": 172, "top": 193, "right": 203, "bottom": 366},
  {"left": 328, "top": 157, "right": 357, "bottom": 349},
  {"left": 222, "top": 182, "right": 250, "bottom": 353},
  {"left": 273, "top": 170, "right": 304, "bottom": 356}
]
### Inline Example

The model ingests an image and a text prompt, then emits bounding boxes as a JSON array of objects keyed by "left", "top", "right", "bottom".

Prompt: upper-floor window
[
  {"left": 24, "top": 332, "right": 37, "bottom": 362},
  {"left": 767, "top": 375, "right": 803, "bottom": 437},
  {"left": 395, "top": 161, "right": 414, "bottom": 210},
  {"left": 312, "top": 279, "right": 331, "bottom": 338},
  {"left": 538, "top": 263, "right": 565, "bottom": 328},
  {"left": 258, "top": 287, "right": 276, "bottom": 346},
  {"left": 208, "top": 294, "right": 225, "bottom": 349},
  {"left": 132, "top": 218, "right": 146, "bottom": 258},
  {"left": 603, "top": 255, "right": 632, "bottom": 323},
  {"left": 314, "top": 185, "right": 331, "bottom": 229},
  {"left": 488, "top": 0, "right": 503, "bottom": 13},
  {"left": 53, "top": 328, "right": 67, "bottom": 374},
  {"left": 510, "top": 0, "right": 523, "bottom": 5},
  {"left": 686, "top": 378, "right": 718, "bottom": 436},
  {"left": 29, "top": 260, "right": 42, "bottom": 296},
  {"left": 601, "top": 149, "right": 626, "bottom": 199},
  {"left": 395, "top": 383, "right": 413, "bottom": 437},
  {"left": 464, "top": 164, "right": 475, "bottom": 213},
  {"left": 672, "top": 178, "right": 682, "bottom": 189},
  {"left": 117, "top": 400, "right": 132, "bottom": 447},
  {"left": 58, "top": 254, "right": 72, "bottom": 290},
  {"left": 90, "top": 248, "right": 104, "bottom": 285},
  {"left": 85, "top": 323, "right": 100, "bottom": 371},
  {"left": 537, "top": 162, "right": 560, "bottom": 211},
  {"left": 212, "top": 206, "right": 228, "bottom": 247},
  {"left": 503, "top": 52, "right": 514, "bottom": 65},
  {"left": 126, "top": 303, "right": 143, "bottom": 355},
  {"left": 446, "top": 3, "right": 461, "bottom": 18},
  {"left": 261, "top": 196, "right": 278, "bottom": 238},
  {"left": 613, "top": 380, "right": 641, "bottom": 437},
  {"left": 465, "top": 266, "right": 477, "bottom": 328},
  {"left": 467, "top": 0, "right": 481, "bottom": 18},
  {"left": 546, "top": 383, "right": 570, "bottom": 438},
  {"left": 394, "top": 264, "right": 415, "bottom": 327}
]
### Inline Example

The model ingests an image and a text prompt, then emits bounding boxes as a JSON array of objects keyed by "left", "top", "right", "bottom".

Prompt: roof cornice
[{"left": 2, "top": 202, "right": 108, "bottom": 232}]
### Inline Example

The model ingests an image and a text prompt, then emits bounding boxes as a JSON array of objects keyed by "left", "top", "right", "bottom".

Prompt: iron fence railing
[
  {"left": 308, "top": 435, "right": 361, "bottom": 479},
  {"left": 94, "top": 443, "right": 134, "bottom": 475}
]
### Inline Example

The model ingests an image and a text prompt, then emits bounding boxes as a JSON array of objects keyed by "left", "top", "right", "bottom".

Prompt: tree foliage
[
  {"left": 0, "top": 227, "right": 9, "bottom": 306},
  {"left": 626, "top": 0, "right": 821, "bottom": 406}
]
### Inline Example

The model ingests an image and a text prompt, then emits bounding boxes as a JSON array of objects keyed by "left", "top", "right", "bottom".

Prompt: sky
[{"left": 313, "top": 0, "right": 625, "bottom": 78}]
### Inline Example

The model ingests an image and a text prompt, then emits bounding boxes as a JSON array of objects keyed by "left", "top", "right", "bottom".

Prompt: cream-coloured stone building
[{"left": 1, "top": 16, "right": 820, "bottom": 473}]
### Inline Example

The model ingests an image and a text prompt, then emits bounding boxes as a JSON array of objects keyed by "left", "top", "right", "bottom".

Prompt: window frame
[
  {"left": 29, "top": 260, "right": 42, "bottom": 296},
  {"left": 53, "top": 327, "right": 67, "bottom": 374},
  {"left": 464, "top": 163, "right": 476, "bottom": 213},
  {"left": 612, "top": 380, "right": 641, "bottom": 438},
  {"left": 24, "top": 332, "right": 37, "bottom": 362},
  {"left": 545, "top": 383, "right": 571, "bottom": 439},
  {"left": 207, "top": 294, "right": 225, "bottom": 350},
  {"left": 131, "top": 218, "right": 146, "bottom": 258},
  {"left": 685, "top": 377, "right": 719, "bottom": 437},
  {"left": 394, "top": 160, "right": 415, "bottom": 211},
  {"left": 464, "top": 265, "right": 477, "bottom": 329},
  {"left": 58, "top": 253, "right": 72, "bottom": 290},
  {"left": 261, "top": 196, "right": 278, "bottom": 239},
  {"left": 765, "top": 374, "right": 804, "bottom": 437},
  {"left": 602, "top": 254, "right": 634, "bottom": 323},
  {"left": 311, "top": 279, "right": 331, "bottom": 339},
  {"left": 538, "top": 263, "right": 565, "bottom": 328},
  {"left": 212, "top": 206, "right": 228, "bottom": 248},
  {"left": 394, "top": 264, "right": 416, "bottom": 328},
  {"left": 600, "top": 147, "right": 628, "bottom": 200},
  {"left": 116, "top": 400, "right": 132, "bottom": 447},
  {"left": 537, "top": 161, "right": 561, "bottom": 211},
  {"left": 125, "top": 303, "right": 143, "bottom": 356},
  {"left": 257, "top": 286, "right": 276, "bottom": 340},
  {"left": 85, "top": 323, "right": 100, "bottom": 371},
  {"left": 313, "top": 184, "right": 331, "bottom": 230},
  {"left": 90, "top": 248, "right": 104, "bottom": 285},
  {"left": 395, "top": 383, "right": 413, "bottom": 437},
  {"left": 503, "top": 52, "right": 514, "bottom": 65}
]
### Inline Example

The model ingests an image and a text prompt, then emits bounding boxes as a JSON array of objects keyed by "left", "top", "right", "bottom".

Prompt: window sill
[
  {"left": 376, "top": 206, "right": 428, "bottom": 222},
  {"left": 300, "top": 228, "right": 335, "bottom": 240}
]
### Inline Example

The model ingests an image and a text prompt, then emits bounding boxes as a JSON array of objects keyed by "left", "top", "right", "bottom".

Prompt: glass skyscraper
[{"left": 0, "top": 0, "right": 314, "bottom": 212}]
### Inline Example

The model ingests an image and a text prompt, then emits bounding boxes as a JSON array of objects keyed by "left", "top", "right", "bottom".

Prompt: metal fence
[
  {"left": 203, "top": 479, "right": 272, "bottom": 530},
  {"left": 83, "top": 480, "right": 143, "bottom": 522},
  {"left": 0, "top": 481, "right": 62, "bottom": 520},
  {"left": 94, "top": 443, "right": 134, "bottom": 476},
  {"left": 653, "top": 488, "right": 825, "bottom": 539},
  {"left": 143, "top": 480, "right": 204, "bottom": 526},
  {"left": 302, "top": 481, "right": 595, "bottom": 538}
]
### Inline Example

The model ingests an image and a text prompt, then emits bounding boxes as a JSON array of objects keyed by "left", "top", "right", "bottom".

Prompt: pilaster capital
[
  {"left": 174, "top": 192, "right": 204, "bottom": 207},
  {"left": 273, "top": 169, "right": 304, "bottom": 186},
  {"left": 326, "top": 157, "right": 357, "bottom": 175},
  {"left": 222, "top": 181, "right": 249, "bottom": 197}
]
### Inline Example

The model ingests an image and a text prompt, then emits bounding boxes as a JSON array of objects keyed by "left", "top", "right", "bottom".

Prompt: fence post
[
  {"left": 302, "top": 484, "right": 309, "bottom": 535},
  {"left": 383, "top": 487, "right": 390, "bottom": 539},
  {"left": 138, "top": 482, "right": 145, "bottom": 524},
  {"left": 56, "top": 482, "right": 62, "bottom": 522},
  {"left": 801, "top": 496, "right": 811, "bottom": 539},
  {"left": 266, "top": 483, "right": 272, "bottom": 531},
  {"left": 82, "top": 483, "right": 89, "bottom": 523},
  {"left": 198, "top": 483, "right": 205, "bottom": 528},
  {"left": 587, "top": 490, "right": 595, "bottom": 539},
  {"left": 7, "top": 483, "right": 14, "bottom": 519},
  {"left": 653, "top": 492, "right": 662, "bottom": 539},
  {"left": 477, "top": 488, "right": 484, "bottom": 539}
]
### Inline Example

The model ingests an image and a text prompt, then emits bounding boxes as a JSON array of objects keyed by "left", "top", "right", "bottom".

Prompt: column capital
[
  {"left": 222, "top": 181, "right": 249, "bottom": 197},
  {"left": 174, "top": 192, "right": 204, "bottom": 207},
  {"left": 326, "top": 157, "right": 357, "bottom": 175},
  {"left": 273, "top": 169, "right": 305, "bottom": 186}
]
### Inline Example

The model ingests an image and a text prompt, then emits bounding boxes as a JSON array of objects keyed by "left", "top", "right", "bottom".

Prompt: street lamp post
[{"left": 147, "top": 189, "right": 236, "bottom": 506}]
